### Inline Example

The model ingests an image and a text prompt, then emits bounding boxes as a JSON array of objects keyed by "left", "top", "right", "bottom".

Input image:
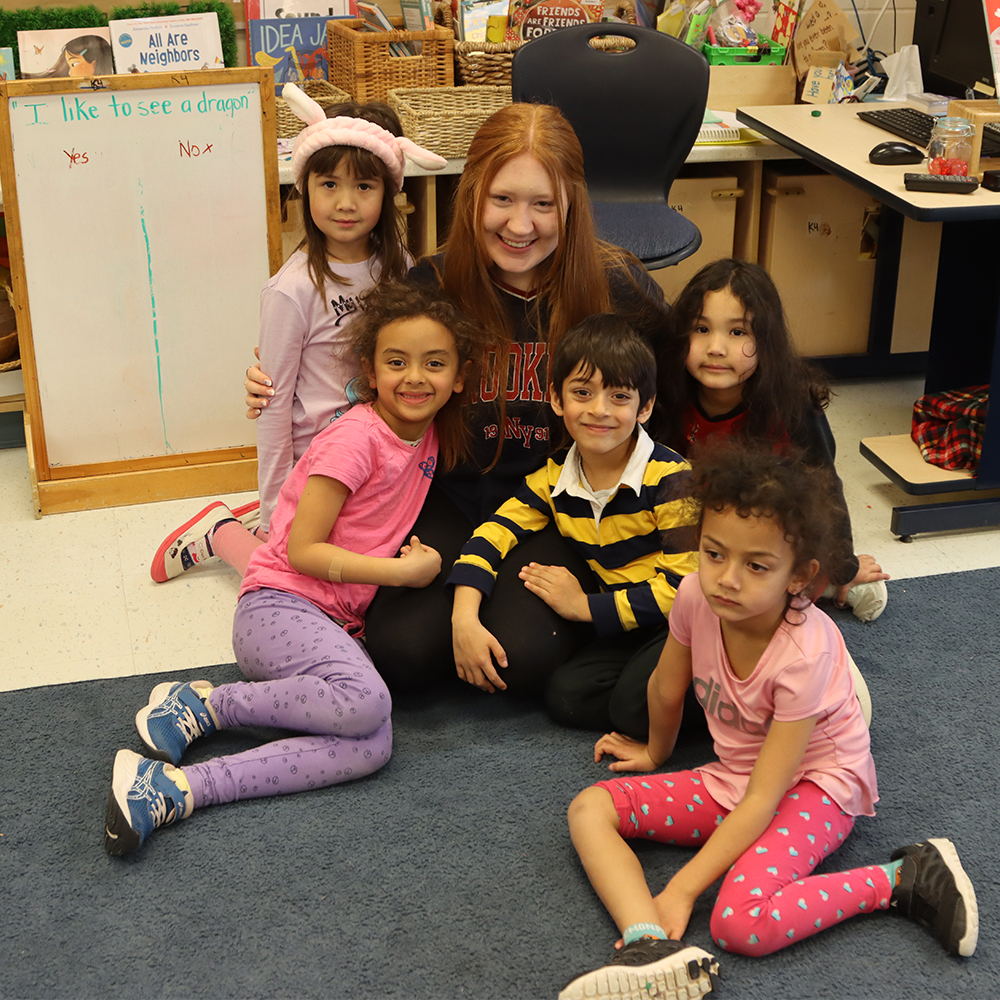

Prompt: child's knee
[
  {"left": 709, "top": 901, "right": 776, "bottom": 958},
  {"left": 567, "top": 785, "right": 619, "bottom": 836},
  {"left": 350, "top": 721, "right": 393, "bottom": 778}
]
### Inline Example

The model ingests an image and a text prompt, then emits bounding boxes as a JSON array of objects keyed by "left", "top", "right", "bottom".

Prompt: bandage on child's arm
[{"left": 327, "top": 552, "right": 346, "bottom": 583}]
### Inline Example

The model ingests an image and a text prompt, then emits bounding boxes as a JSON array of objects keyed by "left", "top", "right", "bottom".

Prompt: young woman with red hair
[{"left": 248, "top": 102, "right": 670, "bottom": 696}]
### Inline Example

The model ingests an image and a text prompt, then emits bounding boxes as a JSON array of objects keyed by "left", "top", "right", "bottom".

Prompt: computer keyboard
[{"left": 857, "top": 106, "right": 1000, "bottom": 157}]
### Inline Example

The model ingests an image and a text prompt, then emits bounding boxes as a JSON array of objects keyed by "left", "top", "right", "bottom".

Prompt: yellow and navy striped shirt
[{"left": 448, "top": 432, "right": 699, "bottom": 636}]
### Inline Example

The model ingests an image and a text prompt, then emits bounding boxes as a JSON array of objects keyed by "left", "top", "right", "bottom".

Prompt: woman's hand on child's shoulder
[
  {"left": 396, "top": 535, "right": 441, "bottom": 588},
  {"left": 594, "top": 731, "right": 659, "bottom": 773},
  {"left": 245, "top": 349, "right": 274, "bottom": 419}
]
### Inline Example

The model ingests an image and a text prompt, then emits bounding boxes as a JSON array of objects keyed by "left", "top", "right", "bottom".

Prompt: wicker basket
[
  {"left": 435, "top": 1, "right": 637, "bottom": 87},
  {"left": 275, "top": 79, "right": 354, "bottom": 138},
  {"left": 389, "top": 85, "right": 512, "bottom": 157},
  {"left": 328, "top": 17, "right": 454, "bottom": 102}
]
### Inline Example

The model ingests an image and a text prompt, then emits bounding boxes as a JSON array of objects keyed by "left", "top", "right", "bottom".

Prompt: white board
[{"left": 4, "top": 73, "right": 273, "bottom": 468}]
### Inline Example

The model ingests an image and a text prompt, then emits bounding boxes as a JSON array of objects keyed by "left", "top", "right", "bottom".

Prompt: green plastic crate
[{"left": 701, "top": 43, "right": 786, "bottom": 66}]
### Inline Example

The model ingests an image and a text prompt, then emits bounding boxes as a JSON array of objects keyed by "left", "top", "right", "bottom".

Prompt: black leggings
[
  {"left": 365, "top": 485, "right": 597, "bottom": 696},
  {"left": 545, "top": 625, "right": 707, "bottom": 741}
]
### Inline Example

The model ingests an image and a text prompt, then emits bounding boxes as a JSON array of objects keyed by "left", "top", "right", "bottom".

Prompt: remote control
[{"left": 903, "top": 172, "right": 979, "bottom": 194}]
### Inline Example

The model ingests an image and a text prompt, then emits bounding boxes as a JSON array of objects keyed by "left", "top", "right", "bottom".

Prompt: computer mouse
[{"left": 868, "top": 141, "right": 926, "bottom": 165}]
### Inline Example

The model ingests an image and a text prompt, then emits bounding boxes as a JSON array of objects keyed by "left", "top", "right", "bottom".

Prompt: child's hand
[
  {"left": 396, "top": 535, "right": 441, "bottom": 588},
  {"left": 245, "top": 348, "right": 274, "bottom": 419},
  {"left": 453, "top": 617, "right": 508, "bottom": 692},
  {"left": 835, "top": 553, "right": 890, "bottom": 606},
  {"left": 594, "top": 731, "right": 659, "bottom": 772},
  {"left": 652, "top": 883, "right": 697, "bottom": 941},
  {"left": 518, "top": 563, "right": 591, "bottom": 621}
]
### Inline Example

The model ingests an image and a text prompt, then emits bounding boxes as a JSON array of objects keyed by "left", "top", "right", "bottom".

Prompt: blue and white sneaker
[
  {"left": 104, "top": 749, "right": 193, "bottom": 856},
  {"left": 136, "top": 680, "right": 217, "bottom": 765}
]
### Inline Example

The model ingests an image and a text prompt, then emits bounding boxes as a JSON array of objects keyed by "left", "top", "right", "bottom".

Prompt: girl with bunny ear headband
[{"left": 282, "top": 82, "right": 447, "bottom": 191}]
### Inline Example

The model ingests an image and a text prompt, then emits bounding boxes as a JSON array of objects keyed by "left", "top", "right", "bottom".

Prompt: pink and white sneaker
[{"left": 150, "top": 501, "right": 234, "bottom": 583}]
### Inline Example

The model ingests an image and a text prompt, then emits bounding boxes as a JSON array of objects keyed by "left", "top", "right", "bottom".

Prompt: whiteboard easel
[{"left": 0, "top": 68, "right": 282, "bottom": 515}]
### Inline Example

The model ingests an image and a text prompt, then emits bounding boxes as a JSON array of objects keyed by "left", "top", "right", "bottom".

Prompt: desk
[{"left": 737, "top": 103, "right": 1000, "bottom": 540}]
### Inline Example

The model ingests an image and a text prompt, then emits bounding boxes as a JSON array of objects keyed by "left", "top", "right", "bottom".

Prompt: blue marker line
[{"left": 139, "top": 183, "right": 172, "bottom": 451}]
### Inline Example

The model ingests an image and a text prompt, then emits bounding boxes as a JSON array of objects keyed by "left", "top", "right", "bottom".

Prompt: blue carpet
[{"left": 1, "top": 568, "right": 996, "bottom": 999}]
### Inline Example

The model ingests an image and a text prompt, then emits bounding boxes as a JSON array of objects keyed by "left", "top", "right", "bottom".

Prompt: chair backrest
[{"left": 511, "top": 24, "right": 710, "bottom": 203}]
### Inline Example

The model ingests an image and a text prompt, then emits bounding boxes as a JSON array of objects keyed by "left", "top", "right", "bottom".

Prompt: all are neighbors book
[{"left": 109, "top": 13, "right": 224, "bottom": 74}]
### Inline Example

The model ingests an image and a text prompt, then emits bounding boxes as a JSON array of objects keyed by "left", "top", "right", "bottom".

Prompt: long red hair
[
  {"left": 440, "top": 102, "right": 626, "bottom": 355},
  {"left": 440, "top": 103, "right": 637, "bottom": 465}
]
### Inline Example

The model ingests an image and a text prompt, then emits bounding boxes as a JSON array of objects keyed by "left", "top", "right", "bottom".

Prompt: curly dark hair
[
  {"left": 346, "top": 282, "right": 488, "bottom": 471},
  {"left": 687, "top": 439, "right": 846, "bottom": 615},
  {"left": 659, "top": 258, "right": 830, "bottom": 454}
]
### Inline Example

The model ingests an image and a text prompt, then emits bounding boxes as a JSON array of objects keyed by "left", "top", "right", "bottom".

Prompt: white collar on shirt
[{"left": 552, "top": 425, "right": 655, "bottom": 520}]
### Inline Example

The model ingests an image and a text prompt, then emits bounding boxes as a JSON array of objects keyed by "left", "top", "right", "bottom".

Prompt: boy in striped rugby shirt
[{"left": 449, "top": 314, "right": 700, "bottom": 738}]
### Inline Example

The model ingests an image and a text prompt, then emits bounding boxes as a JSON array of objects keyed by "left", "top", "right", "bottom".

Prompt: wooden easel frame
[{"left": 0, "top": 68, "right": 283, "bottom": 516}]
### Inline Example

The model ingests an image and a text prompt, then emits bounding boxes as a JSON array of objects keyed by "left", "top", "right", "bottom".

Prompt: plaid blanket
[{"left": 911, "top": 385, "right": 989, "bottom": 472}]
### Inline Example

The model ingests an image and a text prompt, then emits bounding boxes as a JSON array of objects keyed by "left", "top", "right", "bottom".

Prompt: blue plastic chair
[{"left": 511, "top": 23, "right": 710, "bottom": 269}]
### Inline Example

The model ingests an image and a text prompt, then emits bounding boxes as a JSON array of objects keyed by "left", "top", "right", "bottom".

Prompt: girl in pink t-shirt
[
  {"left": 149, "top": 84, "right": 445, "bottom": 583},
  {"left": 559, "top": 442, "right": 977, "bottom": 1000},
  {"left": 104, "top": 282, "right": 485, "bottom": 856}
]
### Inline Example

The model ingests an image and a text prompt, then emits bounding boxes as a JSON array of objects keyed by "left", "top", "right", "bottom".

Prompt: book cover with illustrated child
[
  {"left": 17, "top": 28, "right": 113, "bottom": 79},
  {"left": 504, "top": 0, "right": 603, "bottom": 42},
  {"left": 0, "top": 48, "right": 14, "bottom": 81},
  {"left": 109, "top": 14, "right": 224, "bottom": 73},
  {"left": 249, "top": 16, "right": 336, "bottom": 90}
]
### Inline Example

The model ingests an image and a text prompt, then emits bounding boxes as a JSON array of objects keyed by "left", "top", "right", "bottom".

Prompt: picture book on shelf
[
  {"left": 457, "top": 0, "right": 508, "bottom": 41},
  {"left": 984, "top": 0, "right": 1000, "bottom": 96},
  {"left": 17, "top": 27, "right": 113, "bottom": 79},
  {"left": 399, "top": 0, "right": 434, "bottom": 53},
  {"left": 504, "top": 0, "right": 603, "bottom": 42},
  {"left": 109, "top": 14, "right": 224, "bottom": 73},
  {"left": 400, "top": 0, "right": 434, "bottom": 32},
  {"left": 0, "top": 48, "right": 14, "bottom": 81},
  {"left": 244, "top": 1, "right": 355, "bottom": 18},
  {"left": 356, "top": 1, "right": 414, "bottom": 56},
  {"left": 249, "top": 16, "right": 339, "bottom": 89}
]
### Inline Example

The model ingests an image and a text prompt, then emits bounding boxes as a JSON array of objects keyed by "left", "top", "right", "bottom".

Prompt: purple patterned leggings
[
  {"left": 599, "top": 771, "right": 892, "bottom": 956},
  {"left": 182, "top": 588, "right": 392, "bottom": 809}
]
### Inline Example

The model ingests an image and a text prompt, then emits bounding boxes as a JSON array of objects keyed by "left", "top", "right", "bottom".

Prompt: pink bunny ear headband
[{"left": 283, "top": 82, "right": 447, "bottom": 192}]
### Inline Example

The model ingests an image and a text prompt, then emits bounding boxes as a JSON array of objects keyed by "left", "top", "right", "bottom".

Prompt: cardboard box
[
  {"left": 706, "top": 63, "right": 796, "bottom": 112},
  {"left": 759, "top": 166, "right": 878, "bottom": 357},
  {"left": 648, "top": 172, "right": 741, "bottom": 303}
]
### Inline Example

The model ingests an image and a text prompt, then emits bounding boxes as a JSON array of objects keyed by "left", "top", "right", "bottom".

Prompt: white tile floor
[{"left": 3, "top": 374, "right": 999, "bottom": 693}]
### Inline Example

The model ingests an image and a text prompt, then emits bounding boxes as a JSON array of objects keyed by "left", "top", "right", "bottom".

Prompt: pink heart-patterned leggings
[{"left": 597, "top": 770, "right": 892, "bottom": 956}]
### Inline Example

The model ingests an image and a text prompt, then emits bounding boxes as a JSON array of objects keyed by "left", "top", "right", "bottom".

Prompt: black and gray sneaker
[
  {"left": 890, "top": 837, "right": 979, "bottom": 957},
  {"left": 558, "top": 938, "right": 720, "bottom": 1000}
]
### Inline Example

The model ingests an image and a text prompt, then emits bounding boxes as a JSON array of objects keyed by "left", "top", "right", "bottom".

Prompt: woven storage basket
[
  {"left": 275, "top": 79, "right": 353, "bottom": 138},
  {"left": 436, "top": 1, "right": 637, "bottom": 87},
  {"left": 389, "top": 85, "right": 512, "bottom": 157},
  {"left": 328, "top": 17, "right": 454, "bottom": 102}
]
